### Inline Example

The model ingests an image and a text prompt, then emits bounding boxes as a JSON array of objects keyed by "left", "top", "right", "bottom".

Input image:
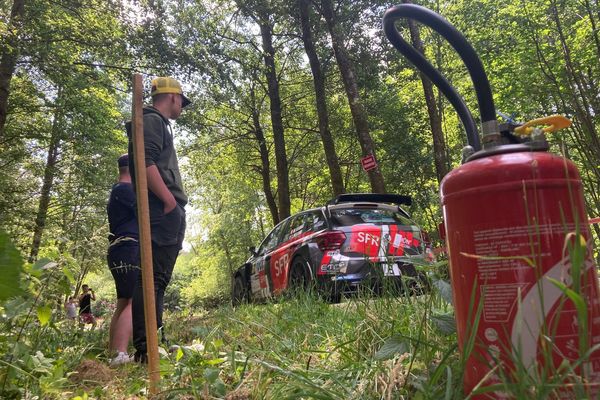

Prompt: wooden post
[{"left": 131, "top": 74, "right": 160, "bottom": 394}]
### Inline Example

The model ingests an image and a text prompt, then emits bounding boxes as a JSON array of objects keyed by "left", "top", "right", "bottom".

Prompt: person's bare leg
[{"left": 111, "top": 298, "right": 132, "bottom": 353}]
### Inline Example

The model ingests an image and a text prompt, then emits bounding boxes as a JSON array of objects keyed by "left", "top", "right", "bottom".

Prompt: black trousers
[
  {"left": 132, "top": 200, "right": 185, "bottom": 354},
  {"left": 132, "top": 242, "right": 179, "bottom": 353}
]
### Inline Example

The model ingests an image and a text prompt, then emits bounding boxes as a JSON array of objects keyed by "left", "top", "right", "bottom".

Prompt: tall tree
[
  {"left": 29, "top": 91, "right": 63, "bottom": 263},
  {"left": 319, "top": 0, "right": 386, "bottom": 193},
  {"left": 236, "top": 0, "right": 292, "bottom": 220},
  {"left": 249, "top": 79, "right": 280, "bottom": 224},
  {"left": 297, "top": 0, "right": 345, "bottom": 196},
  {"left": 0, "top": 0, "right": 26, "bottom": 139},
  {"left": 257, "top": 4, "right": 291, "bottom": 220}
]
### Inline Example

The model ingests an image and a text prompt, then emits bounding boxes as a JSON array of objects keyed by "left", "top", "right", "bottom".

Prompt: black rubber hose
[
  {"left": 382, "top": 17, "right": 480, "bottom": 150},
  {"left": 383, "top": 4, "right": 497, "bottom": 148}
]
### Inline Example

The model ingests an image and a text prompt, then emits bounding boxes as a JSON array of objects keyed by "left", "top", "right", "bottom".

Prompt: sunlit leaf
[
  {"left": 62, "top": 266, "right": 75, "bottom": 284},
  {"left": 37, "top": 305, "right": 52, "bottom": 326}
]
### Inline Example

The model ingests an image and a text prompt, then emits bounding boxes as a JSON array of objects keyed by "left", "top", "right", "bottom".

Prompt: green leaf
[
  {"left": 37, "top": 304, "right": 52, "bottom": 326},
  {"left": 213, "top": 379, "right": 226, "bottom": 396},
  {"left": 62, "top": 266, "right": 75, "bottom": 284},
  {"left": 212, "top": 338, "right": 224, "bottom": 350},
  {"left": 30, "top": 258, "right": 57, "bottom": 278},
  {"left": 176, "top": 346, "right": 184, "bottom": 362},
  {"left": 433, "top": 278, "right": 453, "bottom": 304},
  {"left": 547, "top": 278, "right": 587, "bottom": 315},
  {"left": 203, "top": 367, "right": 220, "bottom": 383},
  {"left": 4, "top": 297, "right": 32, "bottom": 318},
  {"left": 430, "top": 312, "right": 457, "bottom": 335},
  {"left": 374, "top": 335, "right": 409, "bottom": 361},
  {"left": 444, "top": 366, "right": 453, "bottom": 400},
  {"left": 0, "top": 230, "right": 24, "bottom": 300}
]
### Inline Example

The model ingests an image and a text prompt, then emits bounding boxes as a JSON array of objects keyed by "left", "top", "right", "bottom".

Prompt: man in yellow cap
[{"left": 126, "top": 77, "right": 190, "bottom": 363}]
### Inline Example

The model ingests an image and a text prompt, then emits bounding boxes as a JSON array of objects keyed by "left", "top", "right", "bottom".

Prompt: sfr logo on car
[
  {"left": 273, "top": 253, "right": 290, "bottom": 277},
  {"left": 357, "top": 232, "right": 380, "bottom": 246}
]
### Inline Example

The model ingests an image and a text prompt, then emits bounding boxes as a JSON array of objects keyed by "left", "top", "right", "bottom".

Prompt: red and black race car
[{"left": 231, "top": 193, "right": 434, "bottom": 304}]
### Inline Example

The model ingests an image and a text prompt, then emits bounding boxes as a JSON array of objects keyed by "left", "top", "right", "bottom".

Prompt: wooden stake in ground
[{"left": 131, "top": 73, "right": 160, "bottom": 394}]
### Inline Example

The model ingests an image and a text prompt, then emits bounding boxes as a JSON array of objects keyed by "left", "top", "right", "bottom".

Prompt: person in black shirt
[
  {"left": 78, "top": 284, "right": 96, "bottom": 329},
  {"left": 126, "top": 77, "right": 188, "bottom": 363},
  {"left": 106, "top": 154, "right": 140, "bottom": 366}
]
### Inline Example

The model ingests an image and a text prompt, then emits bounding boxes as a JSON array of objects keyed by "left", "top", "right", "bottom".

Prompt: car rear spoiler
[{"left": 328, "top": 193, "right": 412, "bottom": 206}]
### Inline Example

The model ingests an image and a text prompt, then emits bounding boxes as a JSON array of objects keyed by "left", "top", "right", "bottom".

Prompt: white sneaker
[{"left": 110, "top": 352, "right": 133, "bottom": 366}]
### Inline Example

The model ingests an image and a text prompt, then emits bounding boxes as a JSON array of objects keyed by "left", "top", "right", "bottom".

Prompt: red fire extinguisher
[{"left": 384, "top": 5, "right": 600, "bottom": 399}]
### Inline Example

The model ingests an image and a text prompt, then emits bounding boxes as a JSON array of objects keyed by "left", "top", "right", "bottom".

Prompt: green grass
[
  {"left": 3, "top": 266, "right": 599, "bottom": 399},
  {"left": 153, "top": 283, "right": 461, "bottom": 400}
]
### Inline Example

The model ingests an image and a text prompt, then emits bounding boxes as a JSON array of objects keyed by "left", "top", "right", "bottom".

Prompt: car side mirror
[{"left": 249, "top": 246, "right": 257, "bottom": 256}]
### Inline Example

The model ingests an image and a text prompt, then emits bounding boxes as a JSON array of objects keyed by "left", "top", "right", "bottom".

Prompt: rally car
[{"left": 231, "top": 193, "right": 433, "bottom": 304}]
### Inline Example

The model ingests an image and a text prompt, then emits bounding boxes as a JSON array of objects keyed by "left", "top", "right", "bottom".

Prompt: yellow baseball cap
[{"left": 150, "top": 77, "right": 191, "bottom": 108}]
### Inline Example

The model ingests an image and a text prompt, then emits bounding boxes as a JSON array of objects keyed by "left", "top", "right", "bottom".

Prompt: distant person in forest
[
  {"left": 126, "top": 77, "right": 189, "bottom": 363},
  {"left": 78, "top": 284, "right": 96, "bottom": 329},
  {"left": 64, "top": 296, "right": 78, "bottom": 322},
  {"left": 106, "top": 153, "right": 140, "bottom": 366}
]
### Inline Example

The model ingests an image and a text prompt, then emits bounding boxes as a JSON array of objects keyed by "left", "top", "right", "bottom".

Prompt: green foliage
[
  {"left": 0, "top": 230, "right": 24, "bottom": 300},
  {"left": 0, "top": 251, "right": 91, "bottom": 398},
  {"left": 180, "top": 248, "right": 230, "bottom": 309}
]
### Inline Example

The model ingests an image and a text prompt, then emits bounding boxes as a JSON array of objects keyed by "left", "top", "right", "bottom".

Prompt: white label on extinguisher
[{"left": 511, "top": 254, "right": 573, "bottom": 369}]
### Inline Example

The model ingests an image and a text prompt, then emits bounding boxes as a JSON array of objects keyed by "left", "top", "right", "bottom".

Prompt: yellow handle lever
[{"left": 514, "top": 115, "right": 572, "bottom": 135}]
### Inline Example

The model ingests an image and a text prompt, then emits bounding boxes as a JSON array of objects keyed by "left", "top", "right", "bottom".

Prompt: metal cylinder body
[{"left": 441, "top": 150, "right": 600, "bottom": 398}]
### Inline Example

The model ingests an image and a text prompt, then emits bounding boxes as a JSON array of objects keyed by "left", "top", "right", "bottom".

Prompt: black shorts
[{"left": 107, "top": 241, "right": 140, "bottom": 299}]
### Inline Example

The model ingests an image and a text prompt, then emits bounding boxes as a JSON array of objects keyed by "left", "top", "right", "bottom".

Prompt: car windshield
[{"left": 330, "top": 208, "right": 413, "bottom": 227}]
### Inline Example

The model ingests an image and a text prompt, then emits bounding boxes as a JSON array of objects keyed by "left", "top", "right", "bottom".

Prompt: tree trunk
[
  {"left": 320, "top": 0, "right": 386, "bottom": 193},
  {"left": 256, "top": 8, "right": 291, "bottom": 220},
  {"left": 403, "top": 0, "right": 449, "bottom": 182},
  {"left": 0, "top": 0, "right": 26, "bottom": 139},
  {"left": 250, "top": 85, "right": 279, "bottom": 225},
  {"left": 29, "top": 105, "right": 62, "bottom": 263},
  {"left": 297, "top": 0, "right": 345, "bottom": 196}
]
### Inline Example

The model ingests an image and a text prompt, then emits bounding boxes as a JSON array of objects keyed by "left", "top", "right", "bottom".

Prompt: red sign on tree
[{"left": 360, "top": 154, "right": 378, "bottom": 172}]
